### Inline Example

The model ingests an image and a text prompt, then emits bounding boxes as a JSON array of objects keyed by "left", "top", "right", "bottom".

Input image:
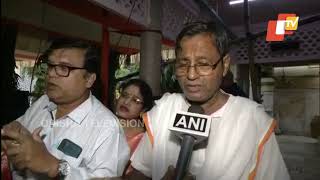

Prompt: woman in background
[{"left": 115, "top": 79, "right": 153, "bottom": 174}]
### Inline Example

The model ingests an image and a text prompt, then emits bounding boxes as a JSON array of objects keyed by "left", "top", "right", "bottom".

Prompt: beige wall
[{"left": 273, "top": 77, "right": 320, "bottom": 136}]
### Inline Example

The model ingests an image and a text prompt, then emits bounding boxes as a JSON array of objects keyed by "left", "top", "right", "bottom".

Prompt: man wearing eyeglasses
[
  {"left": 1, "top": 39, "right": 130, "bottom": 179},
  {"left": 125, "top": 22, "right": 290, "bottom": 180}
]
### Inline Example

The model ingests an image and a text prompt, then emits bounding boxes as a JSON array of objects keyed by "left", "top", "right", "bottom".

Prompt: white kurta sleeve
[
  {"left": 129, "top": 94, "right": 166, "bottom": 178},
  {"left": 130, "top": 132, "right": 153, "bottom": 177},
  {"left": 255, "top": 133, "right": 290, "bottom": 180}
]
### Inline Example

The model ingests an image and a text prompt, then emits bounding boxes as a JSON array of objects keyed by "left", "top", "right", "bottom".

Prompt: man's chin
[
  {"left": 184, "top": 93, "right": 206, "bottom": 103},
  {"left": 47, "top": 93, "right": 61, "bottom": 103}
]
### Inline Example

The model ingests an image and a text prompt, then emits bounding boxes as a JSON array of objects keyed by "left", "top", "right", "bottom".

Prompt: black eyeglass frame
[
  {"left": 175, "top": 55, "right": 225, "bottom": 76},
  {"left": 45, "top": 62, "right": 86, "bottom": 77}
]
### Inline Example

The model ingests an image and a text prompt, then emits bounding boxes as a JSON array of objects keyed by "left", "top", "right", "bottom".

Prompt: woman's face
[{"left": 116, "top": 85, "right": 144, "bottom": 120}]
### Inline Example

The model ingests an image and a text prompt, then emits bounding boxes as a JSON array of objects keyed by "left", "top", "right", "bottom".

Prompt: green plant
[
  {"left": 161, "top": 63, "right": 181, "bottom": 93},
  {"left": 115, "top": 63, "right": 139, "bottom": 79},
  {"left": 20, "top": 63, "right": 47, "bottom": 102},
  {"left": 32, "top": 63, "right": 47, "bottom": 100}
]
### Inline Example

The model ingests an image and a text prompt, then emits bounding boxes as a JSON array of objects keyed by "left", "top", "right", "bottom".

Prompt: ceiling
[
  {"left": 274, "top": 65, "right": 320, "bottom": 77},
  {"left": 4, "top": 0, "right": 320, "bottom": 55},
  {"left": 207, "top": 0, "right": 320, "bottom": 28}
]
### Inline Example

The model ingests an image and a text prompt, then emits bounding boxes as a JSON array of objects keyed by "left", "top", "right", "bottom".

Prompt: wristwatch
[{"left": 58, "top": 159, "right": 70, "bottom": 178}]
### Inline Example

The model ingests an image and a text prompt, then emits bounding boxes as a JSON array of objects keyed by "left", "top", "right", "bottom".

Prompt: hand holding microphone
[{"left": 161, "top": 165, "right": 195, "bottom": 180}]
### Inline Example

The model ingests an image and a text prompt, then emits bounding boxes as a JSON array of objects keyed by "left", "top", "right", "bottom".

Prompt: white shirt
[
  {"left": 131, "top": 93, "right": 290, "bottom": 180},
  {"left": 13, "top": 94, "right": 130, "bottom": 180}
]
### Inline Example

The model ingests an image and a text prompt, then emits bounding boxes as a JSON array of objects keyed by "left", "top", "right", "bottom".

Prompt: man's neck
[
  {"left": 55, "top": 92, "right": 90, "bottom": 119},
  {"left": 201, "top": 90, "right": 229, "bottom": 115}
]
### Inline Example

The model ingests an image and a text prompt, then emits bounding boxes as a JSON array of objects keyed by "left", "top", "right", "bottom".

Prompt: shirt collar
[
  {"left": 43, "top": 93, "right": 93, "bottom": 124},
  {"left": 67, "top": 94, "right": 92, "bottom": 124},
  {"left": 43, "top": 97, "right": 57, "bottom": 113}
]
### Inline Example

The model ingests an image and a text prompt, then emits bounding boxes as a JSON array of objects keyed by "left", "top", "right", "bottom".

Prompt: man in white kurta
[
  {"left": 131, "top": 93, "right": 290, "bottom": 180},
  {"left": 128, "top": 21, "right": 290, "bottom": 180}
]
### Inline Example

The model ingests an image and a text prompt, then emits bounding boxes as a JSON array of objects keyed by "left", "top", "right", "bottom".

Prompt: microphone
[{"left": 169, "top": 105, "right": 211, "bottom": 180}]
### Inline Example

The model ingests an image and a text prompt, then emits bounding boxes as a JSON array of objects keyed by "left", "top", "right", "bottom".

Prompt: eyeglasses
[
  {"left": 120, "top": 91, "right": 144, "bottom": 105},
  {"left": 175, "top": 55, "right": 224, "bottom": 76},
  {"left": 45, "top": 62, "right": 86, "bottom": 77}
]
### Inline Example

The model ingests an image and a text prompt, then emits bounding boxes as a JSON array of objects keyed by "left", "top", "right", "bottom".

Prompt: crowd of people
[{"left": 1, "top": 21, "right": 289, "bottom": 180}]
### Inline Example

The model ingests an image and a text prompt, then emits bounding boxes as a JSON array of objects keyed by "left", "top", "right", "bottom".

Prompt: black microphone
[{"left": 169, "top": 105, "right": 211, "bottom": 180}]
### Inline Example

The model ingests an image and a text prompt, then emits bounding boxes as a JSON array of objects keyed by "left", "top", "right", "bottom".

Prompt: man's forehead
[
  {"left": 177, "top": 34, "right": 217, "bottom": 51},
  {"left": 180, "top": 33, "right": 217, "bottom": 44},
  {"left": 177, "top": 44, "right": 219, "bottom": 59},
  {"left": 49, "top": 48, "right": 86, "bottom": 64}
]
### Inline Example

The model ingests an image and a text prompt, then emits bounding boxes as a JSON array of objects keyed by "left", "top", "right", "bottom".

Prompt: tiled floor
[{"left": 277, "top": 135, "right": 320, "bottom": 180}]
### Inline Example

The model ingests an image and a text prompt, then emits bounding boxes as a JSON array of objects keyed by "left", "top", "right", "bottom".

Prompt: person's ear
[
  {"left": 85, "top": 73, "right": 96, "bottom": 88},
  {"left": 222, "top": 54, "right": 231, "bottom": 77}
]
